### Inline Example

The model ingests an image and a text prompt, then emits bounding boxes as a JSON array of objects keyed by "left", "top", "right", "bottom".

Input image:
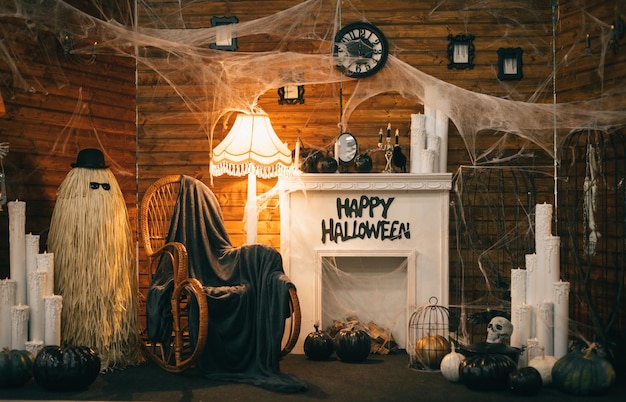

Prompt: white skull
[{"left": 486, "top": 316, "right": 513, "bottom": 343}]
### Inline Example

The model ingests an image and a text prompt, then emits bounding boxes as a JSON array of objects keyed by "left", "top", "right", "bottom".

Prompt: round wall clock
[{"left": 333, "top": 22, "right": 389, "bottom": 78}]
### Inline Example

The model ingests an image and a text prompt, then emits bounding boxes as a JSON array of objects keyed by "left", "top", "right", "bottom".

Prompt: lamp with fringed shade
[{"left": 210, "top": 112, "right": 292, "bottom": 244}]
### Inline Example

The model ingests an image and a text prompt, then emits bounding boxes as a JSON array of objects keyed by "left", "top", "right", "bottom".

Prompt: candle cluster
[
  {"left": 510, "top": 203, "right": 570, "bottom": 366},
  {"left": 409, "top": 106, "right": 449, "bottom": 174},
  {"left": 1, "top": 200, "right": 63, "bottom": 356}
]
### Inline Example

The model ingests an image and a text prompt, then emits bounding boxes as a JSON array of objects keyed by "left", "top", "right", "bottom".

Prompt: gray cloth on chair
[{"left": 146, "top": 175, "right": 306, "bottom": 392}]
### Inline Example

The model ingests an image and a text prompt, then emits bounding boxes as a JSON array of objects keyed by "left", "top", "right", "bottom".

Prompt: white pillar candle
[
  {"left": 25, "top": 339, "right": 43, "bottom": 357},
  {"left": 424, "top": 105, "right": 436, "bottom": 138},
  {"left": 8, "top": 200, "right": 27, "bottom": 305},
  {"left": 518, "top": 304, "right": 532, "bottom": 366},
  {"left": 28, "top": 270, "right": 47, "bottom": 343},
  {"left": 11, "top": 304, "right": 29, "bottom": 350},
  {"left": 553, "top": 281, "right": 570, "bottom": 358},
  {"left": 510, "top": 268, "right": 527, "bottom": 348},
  {"left": 409, "top": 127, "right": 425, "bottom": 173},
  {"left": 420, "top": 149, "right": 436, "bottom": 173},
  {"left": 535, "top": 203, "right": 553, "bottom": 240},
  {"left": 536, "top": 302, "right": 554, "bottom": 356},
  {"left": 36, "top": 252, "right": 54, "bottom": 296},
  {"left": 294, "top": 140, "right": 300, "bottom": 171},
  {"left": 44, "top": 295, "right": 62, "bottom": 346},
  {"left": 25, "top": 234, "right": 40, "bottom": 283},
  {"left": 543, "top": 236, "right": 560, "bottom": 300},
  {"left": 526, "top": 337, "right": 541, "bottom": 362},
  {"left": 525, "top": 254, "right": 538, "bottom": 307},
  {"left": 334, "top": 140, "right": 340, "bottom": 166},
  {"left": 0, "top": 279, "right": 17, "bottom": 349},
  {"left": 435, "top": 109, "right": 449, "bottom": 173}
]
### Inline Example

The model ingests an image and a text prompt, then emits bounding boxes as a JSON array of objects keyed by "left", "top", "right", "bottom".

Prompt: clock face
[{"left": 333, "top": 22, "right": 389, "bottom": 78}]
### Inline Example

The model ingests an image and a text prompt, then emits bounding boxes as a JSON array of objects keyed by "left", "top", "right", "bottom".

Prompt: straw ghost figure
[{"left": 48, "top": 149, "right": 142, "bottom": 371}]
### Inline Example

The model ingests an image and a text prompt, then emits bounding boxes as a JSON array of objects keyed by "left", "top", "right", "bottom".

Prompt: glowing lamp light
[{"left": 210, "top": 113, "right": 292, "bottom": 243}]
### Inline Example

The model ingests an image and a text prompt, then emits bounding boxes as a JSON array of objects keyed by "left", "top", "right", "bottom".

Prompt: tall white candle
[
  {"left": 536, "top": 302, "right": 554, "bottom": 356},
  {"left": 36, "top": 252, "right": 55, "bottom": 296},
  {"left": 535, "top": 203, "right": 553, "bottom": 240},
  {"left": 334, "top": 140, "right": 340, "bottom": 166},
  {"left": 28, "top": 270, "right": 47, "bottom": 343},
  {"left": 409, "top": 126, "right": 425, "bottom": 173},
  {"left": 510, "top": 268, "right": 527, "bottom": 348},
  {"left": 44, "top": 295, "right": 62, "bottom": 346},
  {"left": 11, "top": 304, "right": 29, "bottom": 350},
  {"left": 25, "top": 234, "right": 40, "bottom": 283},
  {"left": 435, "top": 109, "right": 449, "bottom": 173},
  {"left": 0, "top": 279, "right": 17, "bottom": 348},
  {"left": 8, "top": 200, "right": 27, "bottom": 305},
  {"left": 525, "top": 254, "right": 538, "bottom": 306},
  {"left": 294, "top": 140, "right": 300, "bottom": 171},
  {"left": 553, "top": 281, "right": 570, "bottom": 358}
]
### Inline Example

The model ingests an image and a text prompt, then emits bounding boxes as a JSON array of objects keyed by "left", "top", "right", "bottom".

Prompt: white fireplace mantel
[{"left": 278, "top": 173, "right": 452, "bottom": 353}]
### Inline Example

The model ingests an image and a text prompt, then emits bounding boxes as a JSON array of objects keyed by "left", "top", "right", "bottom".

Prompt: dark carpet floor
[{"left": 2, "top": 352, "right": 625, "bottom": 401}]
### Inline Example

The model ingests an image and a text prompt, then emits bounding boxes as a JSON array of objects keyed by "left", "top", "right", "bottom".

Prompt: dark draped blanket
[{"left": 146, "top": 175, "right": 307, "bottom": 392}]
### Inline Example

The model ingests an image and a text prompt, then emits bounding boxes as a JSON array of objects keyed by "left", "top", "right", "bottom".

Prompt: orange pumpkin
[{"left": 415, "top": 335, "right": 450, "bottom": 369}]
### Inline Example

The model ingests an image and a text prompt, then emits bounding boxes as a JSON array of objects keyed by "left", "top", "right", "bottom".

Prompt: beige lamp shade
[{"left": 210, "top": 113, "right": 292, "bottom": 179}]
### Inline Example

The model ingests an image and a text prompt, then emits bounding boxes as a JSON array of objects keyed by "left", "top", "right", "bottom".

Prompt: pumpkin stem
[{"left": 584, "top": 342, "right": 599, "bottom": 359}]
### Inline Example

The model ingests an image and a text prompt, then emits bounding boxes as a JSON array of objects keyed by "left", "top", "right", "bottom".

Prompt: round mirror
[{"left": 337, "top": 132, "right": 358, "bottom": 166}]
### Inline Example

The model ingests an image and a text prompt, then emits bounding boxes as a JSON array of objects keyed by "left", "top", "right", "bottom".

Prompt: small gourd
[
  {"left": 509, "top": 366, "right": 543, "bottom": 396},
  {"left": 0, "top": 348, "right": 34, "bottom": 388},
  {"left": 440, "top": 347, "right": 464, "bottom": 382},
  {"left": 318, "top": 154, "right": 338, "bottom": 173},
  {"left": 551, "top": 342, "right": 616, "bottom": 396},
  {"left": 354, "top": 153, "right": 373, "bottom": 173},
  {"left": 459, "top": 353, "right": 517, "bottom": 391},
  {"left": 304, "top": 324, "right": 334, "bottom": 361},
  {"left": 415, "top": 335, "right": 450, "bottom": 370},
  {"left": 528, "top": 350, "right": 558, "bottom": 385},
  {"left": 33, "top": 344, "right": 101, "bottom": 391},
  {"left": 334, "top": 328, "right": 371, "bottom": 363}
]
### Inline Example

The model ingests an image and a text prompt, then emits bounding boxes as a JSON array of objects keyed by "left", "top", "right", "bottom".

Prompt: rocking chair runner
[{"left": 139, "top": 174, "right": 301, "bottom": 374}]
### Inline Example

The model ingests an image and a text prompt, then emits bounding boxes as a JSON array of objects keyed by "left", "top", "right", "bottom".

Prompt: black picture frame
[
  {"left": 210, "top": 16, "right": 238, "bottom": 51},
  {"left": 278, "top": 85, "right": 305, "bottom": 105},
  {"left": 447, "top": 34, "right": 475, "bottom": 69},
  {"left": 497, "top": 47, "right": 523, "bottom": 80}
]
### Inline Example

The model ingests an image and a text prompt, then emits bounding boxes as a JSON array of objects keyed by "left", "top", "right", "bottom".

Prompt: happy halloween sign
[{"left": 320, "top": 195, "right": 411, "bottom": 244}]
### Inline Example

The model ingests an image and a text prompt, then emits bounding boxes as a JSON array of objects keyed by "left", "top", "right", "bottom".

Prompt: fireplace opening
[{"left": 320, "top": 255, "right": 409, "bottom": 349}]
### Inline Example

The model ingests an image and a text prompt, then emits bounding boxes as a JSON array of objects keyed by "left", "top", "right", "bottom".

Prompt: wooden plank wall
[
  {"left": 0, "top": 6, "right": 137, "bottom": 278},
  {"left": 1, "top": 0, "right": 625, "bottom": 344}
]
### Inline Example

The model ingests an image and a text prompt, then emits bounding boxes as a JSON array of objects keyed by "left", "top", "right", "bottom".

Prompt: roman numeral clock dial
[{"left": 333, "top": 22, "right": 389, "bottom": 79}]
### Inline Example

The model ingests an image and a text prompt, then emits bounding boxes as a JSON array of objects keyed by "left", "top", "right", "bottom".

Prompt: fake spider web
[{"left": 1, "top": 0, "right": 625, "bottom": 355}]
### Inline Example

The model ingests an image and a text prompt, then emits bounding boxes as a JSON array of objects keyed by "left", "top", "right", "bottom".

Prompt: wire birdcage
[{"left": 408, "top": 296, "right": 451, "bottom": 370}]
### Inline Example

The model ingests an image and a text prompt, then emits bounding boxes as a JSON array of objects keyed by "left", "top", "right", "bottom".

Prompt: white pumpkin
[
  {"left": 440, "top": 349, "right": 465, "bottom": 382},
  {"left": 528, "top": 354, "right": 558, "bottom": 385}
]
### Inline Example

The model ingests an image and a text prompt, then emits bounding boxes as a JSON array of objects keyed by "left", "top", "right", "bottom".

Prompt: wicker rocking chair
[{"left": 139, "top": 174, "right": 301, "bottom": 373}]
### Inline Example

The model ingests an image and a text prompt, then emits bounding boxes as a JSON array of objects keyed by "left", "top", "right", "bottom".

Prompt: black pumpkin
[
  {"left": 354, "top": 153, "right": 373, "bottom": 173},
  {"left": 304, "top": 324, "right": 334, "bottom": 361},
  {"left": 317, "top": 155, "right": 338, "bottom": 173},
  {"left": 33, "top": 345, "right": 101, "bottom": 391},
  {"left": 0, "top": 348, "right": 34, "bottom": 388},
  {"left": 459, "top": 353, "right": 517, "bottom": 391},
  {"left": 301, "top": 149, "right": 322, "bottom": 173},
  {"left": 552, "top": 342, "right": 616, "bottom": 396},
  {"left": 334, "top": 328, "right": 371, "bottom": 363},
  {"left": 509, "top": 366, "right": 543, "bottom": 396}
]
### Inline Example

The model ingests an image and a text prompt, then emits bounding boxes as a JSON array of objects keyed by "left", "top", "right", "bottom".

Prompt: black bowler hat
[{"left": 71, "top": 148, "right": 109, "bottom": 169}]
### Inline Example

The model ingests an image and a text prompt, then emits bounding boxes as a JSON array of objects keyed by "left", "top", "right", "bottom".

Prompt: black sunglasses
[{"left": 89, "top": 182, "right": 111, "bottom": 190}]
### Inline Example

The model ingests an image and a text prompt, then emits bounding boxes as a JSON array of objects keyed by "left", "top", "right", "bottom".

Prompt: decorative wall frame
[
  {"left": 447, "top": 34, "right": 475, "bottom": 69},
  {"left": 278, "top": 85, "right": 305, "bottom": 105},
  {"left": 497, "top": 47, "right": 523, "bottom": 80},
  {"left": 210, "top": 16, "right": 238, "bottom": 51}
]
